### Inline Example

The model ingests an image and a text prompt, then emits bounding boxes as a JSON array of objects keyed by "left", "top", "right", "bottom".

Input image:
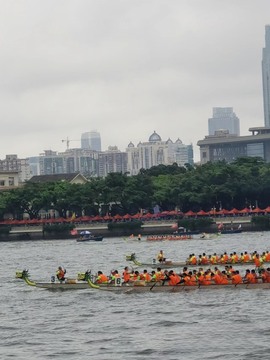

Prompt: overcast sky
[{"left": 0, "top": 0, "right": 270, "bottom": 162}]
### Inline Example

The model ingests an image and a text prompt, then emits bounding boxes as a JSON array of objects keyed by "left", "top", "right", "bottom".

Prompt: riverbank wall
[{"left": 0, "top": 217, "right": 260, "bottom": 241}]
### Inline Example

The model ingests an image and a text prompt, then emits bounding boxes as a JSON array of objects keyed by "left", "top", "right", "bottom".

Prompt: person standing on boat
[
  {"left": 56, "top": 266, "right": 66, "bottom": 282},
  {"left": 157, "top": 250, "right": 166, "bottom": 263},
  {"left": 122, "top": 266, "right": 131, "bottom": 283}
]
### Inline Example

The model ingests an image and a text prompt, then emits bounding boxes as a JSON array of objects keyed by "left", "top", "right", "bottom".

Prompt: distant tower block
[
  {"left": 208, "top": 107, "right": 240, "bottom": 136},
  {"left": 81, "top": 131, "right": 101, "bottom": 151}
]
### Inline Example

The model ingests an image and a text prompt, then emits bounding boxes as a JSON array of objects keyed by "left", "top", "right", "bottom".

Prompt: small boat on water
[
  {"left": 220, "top": 229, "right": 242, "bottom": 234},
  {"left": 76, "top": 230, "right": 103, "bottom": 242},
  {"left": 16, "top": 270, "right": 90, "bottom": 290},
  {"left": 76, "top": 235, "right": 103, "bottom": 242},
  {"left": 84, "top": 272, "right": 270, "bottom": 293}
]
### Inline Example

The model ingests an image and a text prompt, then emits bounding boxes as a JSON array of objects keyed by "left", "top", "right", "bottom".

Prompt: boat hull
[
  {"left": 126, "top": 254, "right": 268, "bottom": 269},
  {"left": 220, "top": 229, "right": 242, "bottom": 234},
  {"left": 35, "top": 281, "right": 89, "bottom": 290},
  {"left": 90, "top": 282, "right": 270, "bottom": 293},
  {"left": 76, "top": 236, "right": 103, "bottom": 242},
  {"left": 146, "top": 235, "right": 193, "bottom": 241}
]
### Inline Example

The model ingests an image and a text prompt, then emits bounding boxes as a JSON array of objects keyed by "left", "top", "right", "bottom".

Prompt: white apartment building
[{"left": 126, "top": 131, "right": 193, "bottom": 175}]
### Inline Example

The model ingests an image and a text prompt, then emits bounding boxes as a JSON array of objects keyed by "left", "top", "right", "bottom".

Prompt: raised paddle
[{"left": 150, "top": 281, "right": 159, "bottom": 291}]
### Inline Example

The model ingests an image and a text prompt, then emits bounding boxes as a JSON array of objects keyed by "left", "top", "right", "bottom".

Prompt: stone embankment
[{"left": 1, "top": 216, "right": 258, "bottom": 241}]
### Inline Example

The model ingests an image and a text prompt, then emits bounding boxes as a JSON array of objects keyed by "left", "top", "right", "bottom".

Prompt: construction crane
[{"left": 61, "top": 137, "right": 80, "bottom": 150}]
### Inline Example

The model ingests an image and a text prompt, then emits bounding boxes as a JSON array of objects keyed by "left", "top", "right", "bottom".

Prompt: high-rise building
[
  {"left": 126, "top": 131, "right": 193, "bottom": 175},
  {"left": 81, "top": 131, "right": 101, "bottom": 151},
  {"left": 0, "top": 154, "right": 31, "bottom": 183},
  {"left": 98, "top": 146, "right": 127, "bottom": 177},
  {"left": 37, "top": 149, "right": 98, "bottom": 177},
  {"left": 262, "top": 25, "right": 270, "bottom": 127},
  {"left": 208, "top": 107, "right": 240, "bottom": 136}
]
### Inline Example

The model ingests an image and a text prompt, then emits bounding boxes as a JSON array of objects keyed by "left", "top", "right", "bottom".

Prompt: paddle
[{"left": 150, "top": 281, "right": 158, "bottom": 291}]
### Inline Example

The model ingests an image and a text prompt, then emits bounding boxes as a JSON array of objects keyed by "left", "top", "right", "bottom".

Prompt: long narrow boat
[
  {"left": 126, "top": 253, "right": 188, "bottom": 269},
  {"left": 84, "top": 273, "right": 270, "bottom": 293},
  {"left": 16, "top": 270, "right": 90, "bottom": 290},
  {"left": 146, "top": 234, "right": 193, "bottom": 241},
  {"left": 126, "top": 253, "right": 269, "bottom": 269}
]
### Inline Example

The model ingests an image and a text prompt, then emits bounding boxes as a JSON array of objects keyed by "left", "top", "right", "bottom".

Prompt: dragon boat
[
  {"left": 126, "top": 253, "right": 269, "bottom": 269},
  {"left": 146, "top": 234, "right": 193, "bottom": 241},
  {"left": 126, "top": 253, "right": 188, "bottom": 269},
  {"left": 84, "top": 272, "right": 270, "bottom": 293},
  {"left": 15, "top": 270, "right": 90, "bottom": 290}
]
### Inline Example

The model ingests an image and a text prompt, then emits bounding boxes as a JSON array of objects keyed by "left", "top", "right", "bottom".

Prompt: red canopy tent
[
  {"left": 103, "top": 215, "right": 112, "bottom": 221},
  {"left": 92, "top": 215, "right": 103, "bottom": 221},
  {"left": 215, "top": 209, "right": 230, "bottom": 215},
  {"left": 263, "top": 206, "right": 270, "bottom": 213},
  {"left": 132, "top": 213, "right": 142, "bottom": 219},
  {"left": 227, "top": 208, "right": 240, "bottom": 215},
  {"left": 197, "top": 210, "right": 208, "bottom": 216},
  {"left": 251, "top": 207, "right": 263, "bottom": 213},
  {"left": 79, "top": 216, "right": 93, "bottom": 222},
  {"left": 239, "top": 207, "right": 251, "bottom": 214},
  {"left": 184, "top": 210, "right": 197, "bottom": 216},
  {"left": 113, "top": 214, "right": 122, "bottom": 220},
  {"left": 142, "top": 212, "right": 154, "bottom": 219}
]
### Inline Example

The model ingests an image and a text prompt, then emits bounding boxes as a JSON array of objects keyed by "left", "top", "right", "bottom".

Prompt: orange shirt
[
  {"left": 168, "top": 273, "right": 181, "bottom": 286},
  {"left": 123, "top": 270, "right": 130, "bottom": 282},
  {"left": 141, "top": 273, "right": 151, "bottom": 282},
  {"left": 96, "top": 274, "right": 108, "bottom": 284},
  {"left": 231, "top": 274, "right": 242, "bottom": 284},
  {"left": 245, "top": 273, "right": 256, "bottom": 283},
  {"left": 212, "top": 274, "right": 223, "bottom": 284},
  {"left": 243, "top": 253, "right": 251, "bottom": 262},
  {"left": 254, "top": 257, "right": 262, "bottom": 267}
]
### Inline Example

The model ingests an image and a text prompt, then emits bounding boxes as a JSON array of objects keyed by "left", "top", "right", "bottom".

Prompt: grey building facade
[
  {"left": 81, "top": 131, "right": 102, "bottom": 151},
  {"left": 197, "top": 127, "right": 270, "bottom": 164},
  {"left": 208, "top": 107, "right": 240, "bottom": 136}
]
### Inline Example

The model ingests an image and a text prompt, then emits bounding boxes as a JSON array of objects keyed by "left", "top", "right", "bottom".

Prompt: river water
[{"left": 1, "top": 232, "right": 270, "bottom": 360}]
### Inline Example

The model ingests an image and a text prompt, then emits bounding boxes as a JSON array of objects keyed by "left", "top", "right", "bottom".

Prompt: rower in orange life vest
[
  {"left": 56, "top": 266, "right": 66, "bottom": 282},
  {"left": 95, "top": 271, "right": 108, "bottom": 284},
  {"left": 231, "top": 270, "right": 243, "bottom": 284},
  {"left": 188, "top": 254, "right": 197, "bottom": 265},
  {"left": 122, "top": 266, "right": 131, "bottom": 283},
  {"left": 244, "top": 269, "right": 257, "bottom": 284},
  {"left": 140, "top": 269, "right": 151, "bottom": 282},
  {"left": 260, "top": 268, "right": 270, "bottom": 283},
  {"left": 254, "top": 253, "right": 263, "bottom": 268},
  {"left": 167, "top": 270, "right": 181, "bottom": 286},
  {"left": 110, "top": 270, "right": 121, "bottom": 284}
]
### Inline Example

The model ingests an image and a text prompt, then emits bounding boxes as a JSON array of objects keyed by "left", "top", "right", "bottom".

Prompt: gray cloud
[{"left": 0, "top": 0, "right": 269, "bottom": 161}]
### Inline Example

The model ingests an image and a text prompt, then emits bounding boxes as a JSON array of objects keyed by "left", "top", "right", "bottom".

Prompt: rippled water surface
[{"left": 1, "top": 232, "right": 270, "bottom": 359}]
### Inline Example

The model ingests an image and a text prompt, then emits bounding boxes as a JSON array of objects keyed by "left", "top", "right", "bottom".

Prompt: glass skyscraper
[
  {"left": 81, "top": 131, "right": 101, "bottom": 151},
  {"left": 262, "top": 25, "right": 270, "bottom": 127},
  {"left": 208, "top": 107, "right": 240, "bottom": 136}
]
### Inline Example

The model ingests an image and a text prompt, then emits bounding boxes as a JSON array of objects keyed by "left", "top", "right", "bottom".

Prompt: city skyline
[{"left": 0, "top": 1, "right": 269, "bottom": 162}]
